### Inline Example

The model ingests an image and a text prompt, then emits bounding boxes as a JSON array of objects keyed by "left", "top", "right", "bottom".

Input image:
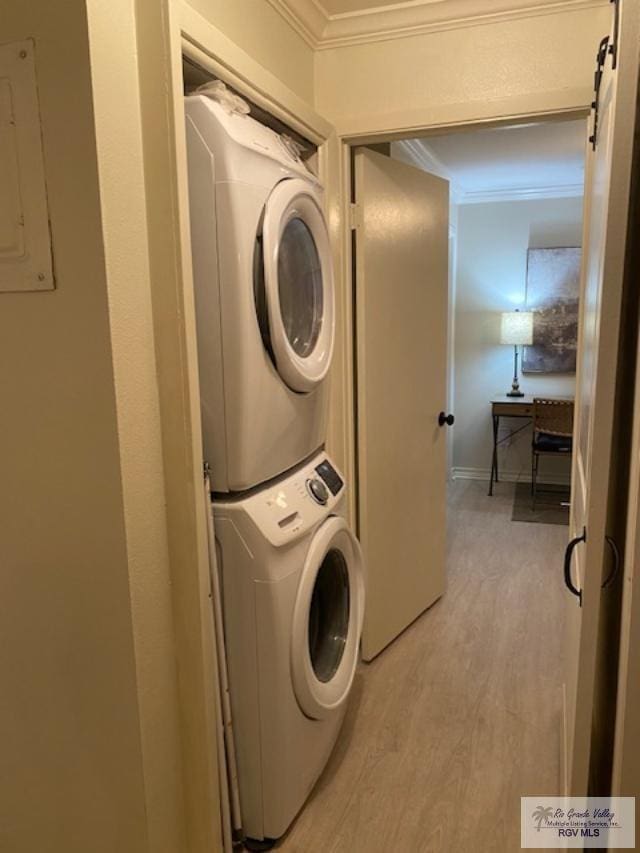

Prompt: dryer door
[
  {"left": 291, "top": 516, "right": 365, "bottom": 720},
  {"left": 262, "top": 178, "right": 335, "bottom": 393}
]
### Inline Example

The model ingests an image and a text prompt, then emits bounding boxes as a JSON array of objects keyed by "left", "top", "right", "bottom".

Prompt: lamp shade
[{"left": 500, "top": 310, "right": 533, "bottom": 345}]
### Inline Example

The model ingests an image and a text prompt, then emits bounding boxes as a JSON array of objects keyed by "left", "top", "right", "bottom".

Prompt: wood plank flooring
[{"left": 277, "top": 480, "right": 568, "bottom": 852}]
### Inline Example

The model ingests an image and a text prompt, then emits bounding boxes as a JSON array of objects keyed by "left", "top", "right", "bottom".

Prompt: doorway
[{"left": 352, "top": 117, "right": 586, "bottom": 658}]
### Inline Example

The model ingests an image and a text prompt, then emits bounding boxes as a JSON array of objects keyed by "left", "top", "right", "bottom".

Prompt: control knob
[{"left": 307, "top": 477, "right": 329, "bottom": 505}]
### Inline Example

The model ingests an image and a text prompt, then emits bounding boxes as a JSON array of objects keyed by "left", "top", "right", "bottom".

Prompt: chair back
[{"left": 533, "top": 398, "right": 574, "bottom": 437}]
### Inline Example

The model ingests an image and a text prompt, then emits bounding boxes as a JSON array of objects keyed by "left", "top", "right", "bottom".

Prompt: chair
[{"left": 531, "top": 398, "right": 574, "bottom": 509}]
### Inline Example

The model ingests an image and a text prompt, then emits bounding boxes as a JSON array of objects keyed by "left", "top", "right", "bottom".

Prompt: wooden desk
[
  {"left": 488, "top": 395, "right": 574, "bottom": 495},
  {"left": 488, "top": 395, "right": 535, "bottom": 496}
]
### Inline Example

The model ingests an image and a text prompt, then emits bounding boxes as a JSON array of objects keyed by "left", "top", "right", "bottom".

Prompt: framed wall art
[{"left": 523, "top": 247, "right": 581, "bottom": 374}]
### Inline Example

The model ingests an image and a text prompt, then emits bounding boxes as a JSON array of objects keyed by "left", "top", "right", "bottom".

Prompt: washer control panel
[
  {"left": 234, "top": 453, "right": 346, "bottom": 546},
  {"left": 314, "top": 459, "right": 344, "bottom": 496}
]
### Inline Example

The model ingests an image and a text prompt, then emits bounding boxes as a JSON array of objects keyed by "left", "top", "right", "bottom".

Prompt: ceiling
[
  {"left": 268, "top": 0, "right": 606, "bottom": 48},
  {"left": 399, "top": 119, "right": 586, "bottom": 204}
]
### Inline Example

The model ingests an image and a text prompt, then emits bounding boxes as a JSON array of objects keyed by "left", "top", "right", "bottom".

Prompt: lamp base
[{"left": 506, "top": 389, "right": 525, "bottom": 397}]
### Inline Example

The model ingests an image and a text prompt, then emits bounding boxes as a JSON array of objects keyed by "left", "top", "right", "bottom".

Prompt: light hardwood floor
[{"left": 278, "top": 480, "right": 568, "bottom": 852}]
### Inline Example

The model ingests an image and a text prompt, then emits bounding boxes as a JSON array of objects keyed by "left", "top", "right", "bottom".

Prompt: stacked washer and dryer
[{"left": 184, "top": 90, "right": 365, "bottom": 848}]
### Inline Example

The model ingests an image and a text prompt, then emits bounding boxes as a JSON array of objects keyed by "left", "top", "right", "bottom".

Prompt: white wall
[{"left": 453, "top": 196, "right": 584, "bottom": 483}]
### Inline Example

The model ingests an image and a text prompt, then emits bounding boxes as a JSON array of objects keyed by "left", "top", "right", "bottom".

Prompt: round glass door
[
  {"left": 308, "top": 548, "right": 350, "bottom": 683},
  {"left": 262, "top": 178, "right": 335, "bottom": 393},
  {"left": 291, "top": 517, "right": 365, "bottom": 721},
  {"left": 278, "top": 218, "right": 323, "bottom": 359}
]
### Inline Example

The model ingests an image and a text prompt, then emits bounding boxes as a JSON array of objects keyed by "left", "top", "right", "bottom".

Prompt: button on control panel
[{"left": 307, "top": 477, "right": 329, "bottom": 505}]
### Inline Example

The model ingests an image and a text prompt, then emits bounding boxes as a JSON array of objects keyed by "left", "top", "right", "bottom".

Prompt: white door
[
  {"left": 262, "top": 178, "right": 335, "bottom": 392},
  {"left": 564, "top": 0, "right": 640, "bottom": 795},
  {"left": 354, "top": 148, "right": 450, "bottom": 661}
]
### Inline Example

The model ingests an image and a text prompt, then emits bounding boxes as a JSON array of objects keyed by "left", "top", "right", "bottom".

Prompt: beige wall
[
  {"left": 0, "top": 2, "right": 157, "bottom": 851},
  {"left": 453, "top": 196, "right": 583, "bottom": 482},
  {"left": 185, "top": 0, "right": 315, "bottom": 102},
  {"left": 315, "top": 6, "right": 611, "bottom": 136}
]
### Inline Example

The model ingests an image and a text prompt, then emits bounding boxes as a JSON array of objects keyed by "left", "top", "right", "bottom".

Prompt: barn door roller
[
  {"left": 609, "top": 0, "right": 620, "bottom": 70},
  {"left": 589, "top": 36, "right": 610, "bottom": 151}
]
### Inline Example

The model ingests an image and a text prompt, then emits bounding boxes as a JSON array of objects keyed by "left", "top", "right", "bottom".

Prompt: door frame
[
  {"left": 329, "top": 106, "right": 590, "bottom": 524},
  {"left": 140, "top": 3, "right": 332, "bottom": 851},
  {"left": 612, "top": 321, "right": 640, "bottom": 801}
]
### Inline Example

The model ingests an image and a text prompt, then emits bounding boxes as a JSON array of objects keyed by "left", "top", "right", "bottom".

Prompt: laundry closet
[{"left": 181, "top": 62, "right": 365, "bottom": 849}]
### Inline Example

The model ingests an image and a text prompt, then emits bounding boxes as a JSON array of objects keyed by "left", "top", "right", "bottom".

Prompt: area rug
[{"left": 511, "top": 481, "right": 570, "bottom": 526}]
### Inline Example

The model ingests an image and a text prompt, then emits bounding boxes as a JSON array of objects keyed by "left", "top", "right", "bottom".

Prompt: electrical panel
[{"left": 0, "top": 39, "right": 53, "bottom": 292}]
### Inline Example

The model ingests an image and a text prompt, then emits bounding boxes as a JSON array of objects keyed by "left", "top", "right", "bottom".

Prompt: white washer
[
  {"left": 185, "top": 95, "right": 335, "bottom": 493},
  {"left": 213, "top": 451, "right": 365, "bottom": 844}
]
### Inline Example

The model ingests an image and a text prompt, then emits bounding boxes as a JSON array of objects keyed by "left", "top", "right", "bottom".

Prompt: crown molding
[
  {"left": 269, "top": 0, "right": 608, "bottom": 50},
  {"left": 393, "top": 140, "right": 583, "bottom": 204},
  {"left": 460, "top": 182, "right": 584, "bottom": 203},
  {"left": 318, "top": 0, "right": 608, "bottom": 49},
  {"left": 265, "top": 0, "right": 324, "bottom": 47}
]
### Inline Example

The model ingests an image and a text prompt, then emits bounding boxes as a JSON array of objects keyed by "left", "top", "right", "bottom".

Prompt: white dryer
[
  {"left": 184, "top": 94, "right": 335, "bottom": 493},
  {"left": 213, "top": 450, "right": 364, "bottom": 845}
]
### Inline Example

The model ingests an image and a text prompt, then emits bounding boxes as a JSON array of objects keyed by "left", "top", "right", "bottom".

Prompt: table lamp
[{"left": 500, "top": 309, "right": 533, "bottom": 397}]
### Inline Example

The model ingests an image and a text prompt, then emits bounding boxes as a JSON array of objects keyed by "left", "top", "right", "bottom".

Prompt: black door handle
[
  {"left": 564, "top": 527, "right": 586, "bottom": 606},
  {"left": 602, "top": 535, "right": 620, "bottom": 589},
  {"left": 438, "top": 412, "right": 455, "bottom": 427}
]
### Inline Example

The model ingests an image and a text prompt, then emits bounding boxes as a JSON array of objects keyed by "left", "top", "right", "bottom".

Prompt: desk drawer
[{"left": 493, "top": 403, "right": 533, "bottom": 417}]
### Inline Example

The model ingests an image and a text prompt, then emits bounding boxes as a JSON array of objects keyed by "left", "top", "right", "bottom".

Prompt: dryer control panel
[{"left": 228, "top": 452, "right": 346, "bottom": 547}]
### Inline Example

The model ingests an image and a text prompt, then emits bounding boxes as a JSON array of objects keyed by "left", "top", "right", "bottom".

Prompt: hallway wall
[
  {"left": 0, "top": 3, "right": 157, "bottom": 852},
  {"left": 453, "top": 196, "right": 584, "bottom": 483}
]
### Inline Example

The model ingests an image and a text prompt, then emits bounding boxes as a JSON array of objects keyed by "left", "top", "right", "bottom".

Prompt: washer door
[
  {"left": 291, "top": 516, "right": 365, "bottom": 720},
  {"left": 262, "top": 178, "right": 335, "bottom": 393}
]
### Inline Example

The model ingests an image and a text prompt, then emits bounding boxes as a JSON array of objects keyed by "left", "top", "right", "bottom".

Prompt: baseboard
[{"left": 451, "top": 466, "right": 571, "bottom": 486}]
